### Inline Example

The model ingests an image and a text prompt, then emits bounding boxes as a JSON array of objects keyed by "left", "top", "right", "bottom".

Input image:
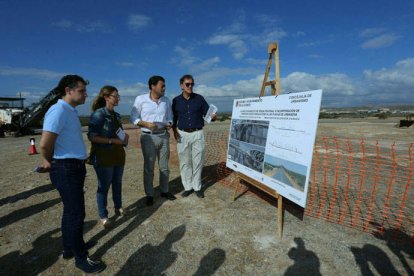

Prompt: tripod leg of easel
[
  {"left": 242, "top": 181, "right": 248, "bottom": 194},
  {"left": 278, "top": 195, "right": 283, "bottom": 239},
  {"left": 233, "top": 181, "right": 241, "bottom": 201}
]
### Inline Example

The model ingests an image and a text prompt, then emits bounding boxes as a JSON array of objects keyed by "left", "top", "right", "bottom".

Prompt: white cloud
[
  {"left": 207, "top": 12, "right": 249, "bottom": 60},
  {"left": 207, "top": 11, "right": 287, "bottom": 60},
  {"left": 293, "top": 31, "right": 306, "bottom": 37},
  {"left": 208, "top": 34, "right": 248, "bottom": 60},
  {"left": 0, "top": 66, "right": 64, "bottom": 79},
  {"left": 196, "top": 71, "right": 359, "bottom": 108},
  {"left": 357, "top": 59, "right": 413, "bottom": 104},
  {"left": 298, "top": 39, "right": 332, "bottom": 47},
  {"left": 115, "top": 61, "right": 148, "bottom": 68},
  {"left": 53, "top": 20, "right": 113, "bottom": 33},
  {"left": 359, "top": 27, "right": 386, "bottom": 38},
  {"left": 253, "top": 14, "right": 280, "bottom": 25},
  {"left": 197, "top": 66, "right": 261, "bottom": 84},
  {"left": 199, "top": 57, "right": 413, "bottom": 107},
  {"left": 144, "top": 44, "right": 160, "bottom": 51},
  {"left": 196, "top": 75, "right": 263, "bottom": 97},
  {"left": 282, "top": 72, "right": 356, "bottom": 96},
  {"left": 363, "top": 58, "right": 414, "bottom": 89},
  {"left": 172, "top": 46, "right": 199, "bottom": 67},
  {"left": 361, "top": 33, "right": 401, "bottom": 49},
  {"left": 208, "top": 34, "right": 242, "bottom": 45},
  {"left": 224, "top": 9, "right": 246, "bottom": 33},
  {"left": 307, "top": 54, "right": 322, "bottom": 59},
  {"left": 196, "top": 57, "right": 221, "bottom": 69},
  {"left": 52, "top": 19, "right": 72, "bottom": 28},
  {"left": 117, "top": 82, "right": 148, "bottom": 97},
  {"left": 76, "top": 21, "right": 112, "bottom": 33},
  {"left": 171, "top": 47, "right": 223, "bottom": 74},
  {"left": 103, "top": 79, "right": 124, "bottom": 85},
  {"left": 245, "top": 58, "right": 268, "bottom": 65},
  {"left": 116, "top": 62, "right": 136, "bottom": 68},
  {"left": 262, "top": 30, "right": 287, "bottom": 43},
  {"left": 171, "top": 45, "right": 260, "bottom": 84},
  {"left": 128, "top": 14, "right": 151, "bottom": 31}
]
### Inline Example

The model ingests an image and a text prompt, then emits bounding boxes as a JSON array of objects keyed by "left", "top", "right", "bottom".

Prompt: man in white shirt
[{"left": 130, "top": 76, "right": 176, "bottom": 205}]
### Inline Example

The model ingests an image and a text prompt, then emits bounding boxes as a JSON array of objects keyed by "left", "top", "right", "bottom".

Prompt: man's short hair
[
  {"left": 180, "top": 74, "right": 194, "bottom": 84},
  {"left": 148, "top": 75, "right": 165, "bottom": 90},
  {"left": 57, "top": 75, "right": 88, "bottom": 96}
]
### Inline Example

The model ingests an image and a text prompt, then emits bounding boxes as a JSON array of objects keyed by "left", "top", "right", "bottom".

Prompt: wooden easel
[
  {"left": 232, "top": 42, "right": 284, "bottom": 239},
  {"left": 260, "top": 42, "right": 280, "bottom": 97}
]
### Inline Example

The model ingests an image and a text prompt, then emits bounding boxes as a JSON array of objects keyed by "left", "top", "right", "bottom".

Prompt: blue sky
[{"left": 0, "top": 0, "right": 413, "bottom": 114}]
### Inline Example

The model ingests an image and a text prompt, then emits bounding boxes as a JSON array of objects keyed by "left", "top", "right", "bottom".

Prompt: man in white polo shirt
[
  {"left": 130, "top": 75, "right": 176, "bottom": 206},
  {"left": 39, "top": 75, "right": 105, "bottom": 273}
]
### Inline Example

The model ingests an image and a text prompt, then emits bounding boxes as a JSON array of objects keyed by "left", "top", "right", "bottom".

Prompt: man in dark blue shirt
[{"left": 172, "top": 74, "right": 216, "bottom": 198}]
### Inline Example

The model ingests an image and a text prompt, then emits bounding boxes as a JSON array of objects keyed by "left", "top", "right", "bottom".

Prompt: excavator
[{"left": 0, "top": 87, "right": 61, "bottom": 136}]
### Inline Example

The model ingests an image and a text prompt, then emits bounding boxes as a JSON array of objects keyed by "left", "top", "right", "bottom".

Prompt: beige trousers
[{"left": 176, "top": 129, "right": 205, "bottom": 191}]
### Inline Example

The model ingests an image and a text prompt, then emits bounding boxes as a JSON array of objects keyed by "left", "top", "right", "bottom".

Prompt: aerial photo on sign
[{"left": 228, "top": 119, "right": 269, "bottom": 172}]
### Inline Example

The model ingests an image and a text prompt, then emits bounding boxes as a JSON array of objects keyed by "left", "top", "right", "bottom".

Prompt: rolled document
[{"left": 204, "top": 104, "right": 218, "bottom": 123}]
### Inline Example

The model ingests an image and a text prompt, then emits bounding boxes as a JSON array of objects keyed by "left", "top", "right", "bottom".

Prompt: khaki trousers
[{"left": 177, "top": 129, "right": 205, "bottom": 191}]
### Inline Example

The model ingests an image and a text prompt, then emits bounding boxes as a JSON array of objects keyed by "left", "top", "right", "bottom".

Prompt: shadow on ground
[
  {"left": 0, "top": 183, "right": 54, "bottom": 207},
  {"left": 0, "top": 197, "right": 61, "bottom": 228},
  {"left": 115, "top": 225, "right": 186, "bottom": 275},
  {"left": 89, "top": 175, "right": 183, "bottom": 259},
  {"left": 284, "top": 237, "right": 321, "bottom": 276},
  {"left": 0, "top": 220, "right": 97, "bottom": 275}
]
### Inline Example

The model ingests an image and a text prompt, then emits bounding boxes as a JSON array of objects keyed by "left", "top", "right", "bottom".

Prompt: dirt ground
[{"left": 0, "top": 118, "right": 413, "bottom": 275}]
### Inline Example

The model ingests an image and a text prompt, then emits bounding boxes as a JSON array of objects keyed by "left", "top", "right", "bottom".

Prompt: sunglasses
[{"left": 184, "top": 82, "right": 195, "bottom": 88}]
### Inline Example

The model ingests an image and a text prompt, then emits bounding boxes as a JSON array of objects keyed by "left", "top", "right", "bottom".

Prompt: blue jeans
[
  {"left": 93, "top": 162, "right": 124, "bottom": 219},
  {"left": 50, "top": 159, "right": 87, "bottom": 260},
  {"left": 140, "top": 132, "right": 170, "bottom": 197}
]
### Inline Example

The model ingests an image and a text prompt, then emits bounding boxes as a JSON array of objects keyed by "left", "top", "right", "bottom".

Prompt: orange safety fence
[
  {"left": 126, "top": 126, "right": 413, "bottom": 243},
  {"left": 201, "top": 128, "right": 414, "bottom": 243},
  {"left": 306, "top": 137, "right": 413, "bottom": 240}
]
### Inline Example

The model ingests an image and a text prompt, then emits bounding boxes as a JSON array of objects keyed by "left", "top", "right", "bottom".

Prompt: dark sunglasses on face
[{"left": 184, "top": 82, "right": 195, "bottom": 88}]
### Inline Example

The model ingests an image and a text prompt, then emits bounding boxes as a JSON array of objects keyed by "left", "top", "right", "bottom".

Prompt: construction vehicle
[
  {"left": 0, "top": 88, "right": 61, "bottom": 136},
  {"left": 399, "top": 114, "right": 414, "bottom": 128}
]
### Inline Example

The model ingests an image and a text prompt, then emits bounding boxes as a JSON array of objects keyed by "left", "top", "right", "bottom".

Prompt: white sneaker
[
  {"left": 115, "top": 208, "right": 127, "bottom": 217},
  {"left": 101, "top": 218, "right": 111, "bottom": 228}
]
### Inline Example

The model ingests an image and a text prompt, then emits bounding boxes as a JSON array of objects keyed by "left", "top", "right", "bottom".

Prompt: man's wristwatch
[{"left": 108, "top": 139, "right": 112, "bottom": 145}]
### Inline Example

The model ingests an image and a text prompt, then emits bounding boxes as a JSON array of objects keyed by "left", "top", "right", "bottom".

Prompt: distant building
[{"left": 378, "top": 108, "right": 390, "bottom": 113}]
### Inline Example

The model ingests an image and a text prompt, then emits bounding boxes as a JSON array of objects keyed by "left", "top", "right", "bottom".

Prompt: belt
[
  {"left": 52, "top": 158, "right": 85, "bottom": 164},
  {"left": 179, "top": 128, "right": 202, "bottom": 133},
  {"left": 142, "top": 130, "right": 166, "bottom": 135}
]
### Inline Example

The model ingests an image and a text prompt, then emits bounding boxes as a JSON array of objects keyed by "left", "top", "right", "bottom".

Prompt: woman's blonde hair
[{"left": 91, "top": 85, "right": 118, "bottom": 111}]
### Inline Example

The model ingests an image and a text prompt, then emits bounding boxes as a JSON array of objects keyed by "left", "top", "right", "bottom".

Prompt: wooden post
[
  {"left": 233, "top": 41, "right": 284, "bottom": 239},
  {"left": 278, "top": 194, "right": 283, "bottom": 238}
]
